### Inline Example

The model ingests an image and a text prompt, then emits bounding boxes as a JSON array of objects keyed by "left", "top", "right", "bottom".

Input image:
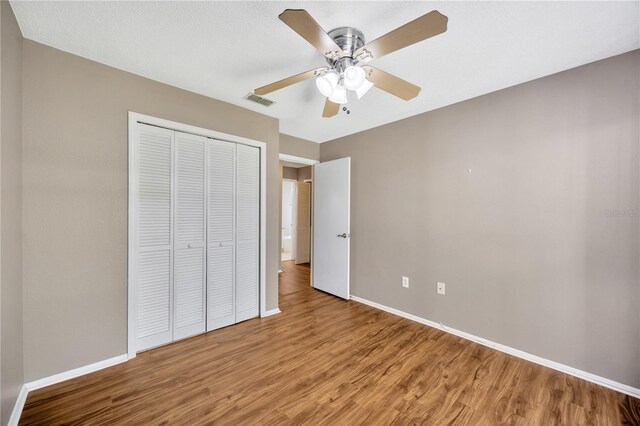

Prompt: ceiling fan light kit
[
  {"left": 254, "top": 9, "right": 448, "bottom": 117},
  {"left": 316, "top": 71, "right": 338, "bottom": 97},
  {"left": 328, "top": 83, "right": 348, "bottom": 104},
  {"left": 355, "top": 79, "right": 374, "bottom": 99},
  {"left": 343, "top": 65, "right": 366, "bottom": 90}
]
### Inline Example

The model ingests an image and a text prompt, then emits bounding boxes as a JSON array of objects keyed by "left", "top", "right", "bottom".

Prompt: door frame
[
  {"left": 128, "top": 112, "right": 267, "bottom": 359},
  {"left": 278, "top": 153, "right": 319, "bottom": 283}
]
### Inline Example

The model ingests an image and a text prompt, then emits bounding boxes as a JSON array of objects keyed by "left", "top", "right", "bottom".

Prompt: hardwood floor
[{"left": 21, "top": 261, "right": 640, "bottom": 425}]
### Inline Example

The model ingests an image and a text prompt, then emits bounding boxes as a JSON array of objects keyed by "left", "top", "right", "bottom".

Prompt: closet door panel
[
  {"left": 136, "top": 125, "right": 174, "bottom": 351},
  {"left": 207, "top": 140, "right": 236, "bottom": 330},
  {"left": 236, "top": 144, "right": 260, "bottom": 322},
  {"left": 236, "top": 240, "right": 258, "bottom": 320},
  {"left": 174, "top": 132, "right": 206, "bottom": 340},
  {"left": 207, "top": 243, "right": 234, "bottom": 329}
]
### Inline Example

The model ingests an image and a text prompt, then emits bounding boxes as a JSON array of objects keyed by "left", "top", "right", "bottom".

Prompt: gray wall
[
  {"left": 280, "top": 133, "right": 320, "bottom": 161},
  {"left": 0, "top": 1, "right": 24, "bottom": 423},
  {"left": 22, "top": 40, "right": 280, "bottom": 382},
  {"left": 321, "top": 50, "right": 640, "bottom": 388}
]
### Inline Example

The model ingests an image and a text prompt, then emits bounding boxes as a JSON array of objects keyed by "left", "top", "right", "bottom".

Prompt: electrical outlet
[
  {"left": 437, "top": 282, "right": 446, "bottom": 295},
  {"left": 402, "top": 276, "right": 409, "bottom": 288}
]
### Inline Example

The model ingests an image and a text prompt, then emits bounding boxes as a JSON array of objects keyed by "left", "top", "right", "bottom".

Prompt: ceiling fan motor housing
[{"left": 327, "top": 27, "right": 365, "bottom": 63}]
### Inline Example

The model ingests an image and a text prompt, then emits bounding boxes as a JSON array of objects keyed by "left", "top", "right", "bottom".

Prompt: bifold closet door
[
  {"left": 207, "top": 140, "right": 236, "bottom": 331},
  {"left": 135, "top": 124, "right": 174, "bottom": 351},
  {"left": 236, "top": 144, "right": 260, "bottom": 322},
  {"left": 133, "top": 121, "right": 261, "bottom": 351},
  {"left": 173, "top": 132, "right": 207, "bottom": 340}
]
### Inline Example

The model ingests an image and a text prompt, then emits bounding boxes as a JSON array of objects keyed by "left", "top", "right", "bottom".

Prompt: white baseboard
[
  {"left": 8, "top": 354, "right": 128, "bottom": 425},
  {"left": 261, "top": 308, "right": 281, "bottom": 318},
  {"left": 25, "top": 354, "right": 128, "bottom": 392},
  {"left": 8, "top": 385, "right": 29, "bottom": 426},
  {"left": 350, "top": 295, "right": 640, "bottom": 399}
]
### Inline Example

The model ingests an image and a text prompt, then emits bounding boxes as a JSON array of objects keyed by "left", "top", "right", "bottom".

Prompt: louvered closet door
[
  {"left": 136, "top": 124, "right": 174, "bottom": 351},
  {"left": 236, "top": 144, "right": 260, "bottom": 322},
  {"left": 207, "top": 140, "right": 236, "bottom": 331},
  {"left": 173, "top": 132, "right": 207, "bottom": 340}
]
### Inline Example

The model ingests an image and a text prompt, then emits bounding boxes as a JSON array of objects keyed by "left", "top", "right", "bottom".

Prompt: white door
[
  {"left": 313, "top": 157, "right": 350, "bottom": 299},
  {"left": 207, "top": 140, "right": 236, "bottom": 331},
  {"left": 236, "top": 144, "right": 260, "bottom": 322},
  {"left": 173, "top": 132, "right": 207, "bottom": 340},
  {"left": 295, "top": 182, "right": 311, "bottom": 264},
  {"left": 135, "top": 124, "right": 174, "bottom": 351}
]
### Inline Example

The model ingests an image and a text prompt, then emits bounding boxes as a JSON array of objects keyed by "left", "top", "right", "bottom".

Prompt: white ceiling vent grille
[{"left": 244, "top": 93, "right": 275, "bottom": 107}]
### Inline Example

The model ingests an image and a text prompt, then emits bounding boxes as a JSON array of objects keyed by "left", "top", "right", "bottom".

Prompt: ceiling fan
[{"left": 254, "top": 9, "right": 448, "bottom": 118}]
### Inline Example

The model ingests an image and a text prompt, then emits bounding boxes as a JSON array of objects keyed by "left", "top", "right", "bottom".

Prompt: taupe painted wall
[
  {"left": 22, "top": 40, "right": 280, "bottom": 382},
  {"left": 321, "top": 50, "right": 640, "bottom": 387},
  {"left": 280, "top": 133, "right": 320, "bottom": 161},
  {"left": 0, "top": 2, "right": 24, "bottom": 422},
  {"left": 297, "top": 166, "right": 312, "bottom": 182},
  {"left": 282, "top": 166, "right": 298, "bottom": 180}
]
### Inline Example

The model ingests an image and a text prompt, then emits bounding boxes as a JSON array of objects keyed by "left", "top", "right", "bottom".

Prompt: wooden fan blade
[
  {"left": 363, "top": 66, "right": 421, "bottom": 100},
  {"left": 323, "top": 99, "right": 340, "bottom": 117},
  {"left": 255, "top": 67, "right": 328, "bottom": 95},
  {"left": 355, "top": 10, "right": 447, "bottom": 61},
  {"left": 279, "top": 9, "right": 344, "bottom": 57}
]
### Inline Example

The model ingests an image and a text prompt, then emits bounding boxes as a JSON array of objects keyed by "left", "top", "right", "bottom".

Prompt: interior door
[
  {"left": 173, "top": 132, "right": 207, "bottom": 340},
  {"left": 235, "top": 144, "right": 260, "bottom": 322},
  {"left": 295, "top": 182, "right": 311, "bottom": 264},
  {"left": 207, "top": 139, "right": 236, "bottom": 331},
  {"left": 313, "top": 157, "right": 350, "bottom": 299},
  {"left": 135, "top": 124, "right": 174, "bottom": 351}
]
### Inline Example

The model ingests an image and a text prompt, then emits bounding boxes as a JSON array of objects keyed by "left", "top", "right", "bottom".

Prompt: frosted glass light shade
[
  {"left": 343, "top": 66, "right": 366, "bottom": 90},
  {"left": 355, "top": 79, "right": 374, "bottom": 99},
  {"left": 329, "top": 84, "right": 347, "bottom": 104},
  {"left": 316, "top": 72, "right": 338, "bottom": 97}
]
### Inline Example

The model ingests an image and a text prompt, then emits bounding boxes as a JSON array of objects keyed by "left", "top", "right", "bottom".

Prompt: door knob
[
  {"left": 187, "top": 243, "right": 192, "bottom": 248},
  {"left": 337, "top": 233, "right": 347, "bottom": 238}
]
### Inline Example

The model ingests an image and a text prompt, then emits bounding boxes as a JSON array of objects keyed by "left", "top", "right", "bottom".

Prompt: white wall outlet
[
  {"left": 402, "top": 276, "right": 409, "bottom": 288},
  {"left": 437, "top": 282, "right": 446, "bottom": 295}
]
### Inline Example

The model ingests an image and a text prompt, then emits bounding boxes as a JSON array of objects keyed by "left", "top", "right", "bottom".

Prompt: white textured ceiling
[{"left": 11, "top": 1, "right": 640, "bottom": 143}]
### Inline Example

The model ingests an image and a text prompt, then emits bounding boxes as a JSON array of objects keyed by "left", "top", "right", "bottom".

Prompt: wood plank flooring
[{"left": 21, "top": 261, "right": 640, "bottom": 425}]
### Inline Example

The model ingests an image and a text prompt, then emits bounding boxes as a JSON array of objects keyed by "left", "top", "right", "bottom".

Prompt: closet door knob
[{"left": 187, "top": 243, "right": 192, "bottom": 248}]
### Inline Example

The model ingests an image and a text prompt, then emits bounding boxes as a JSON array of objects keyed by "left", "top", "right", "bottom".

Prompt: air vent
[{"left": 244, "top": 93, "right": 276, "bottom": 107}]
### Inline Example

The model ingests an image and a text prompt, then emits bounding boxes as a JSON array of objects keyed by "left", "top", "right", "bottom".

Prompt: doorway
[
  {"left": 279, "top": 154, "right": 318, "bottom": 283},
  {"left": 281, "top": 179, "right": 296, "bottom": 261},
  {"left": 278, "top": 153, "right": 351, "bottom": 302}
]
